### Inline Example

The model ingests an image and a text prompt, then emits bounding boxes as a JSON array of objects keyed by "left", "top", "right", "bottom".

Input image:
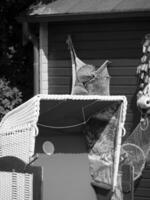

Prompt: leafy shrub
[{"left": 0, "top": 78, "right": 22, "bottom": 121}]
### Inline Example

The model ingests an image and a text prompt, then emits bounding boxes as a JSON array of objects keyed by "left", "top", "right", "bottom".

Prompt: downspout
[{"left": 22, "top": 22, "right": 39, "bottom": 95}]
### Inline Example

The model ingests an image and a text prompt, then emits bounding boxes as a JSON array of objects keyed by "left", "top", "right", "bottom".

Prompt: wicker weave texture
[{"left": 0, "top": 171, "right": 33, "bottom": 200}]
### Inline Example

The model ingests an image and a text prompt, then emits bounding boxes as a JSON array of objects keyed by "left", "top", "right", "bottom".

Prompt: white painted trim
[
  {"left": 39, "top": 23, "right": 48, "bottom": 94},
  {"left": 33, "top": 40, "right": 39, "bottom": 95}
]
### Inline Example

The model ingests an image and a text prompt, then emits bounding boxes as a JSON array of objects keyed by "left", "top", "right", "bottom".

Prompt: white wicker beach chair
[
  {"left": 0, "top": 94, "right": 127, "bottom": 199},
  {"left": 0, "top": 171, "right": 33, "bottom": 200},
  {"left": 0, "top": 156, "right": 42, "bottom": 200},
  {"left": 0, "top": 96, "right": 40, "bottom": 163}
]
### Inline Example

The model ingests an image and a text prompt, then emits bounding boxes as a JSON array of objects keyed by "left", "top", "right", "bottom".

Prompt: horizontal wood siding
[
  {"left": 134, "top": 165, "right": 150, "bottom": 200},
  {"left": 48, "top": 18, "right": 150, "bottom": 134},
  {"left": 48, "top": 19, "right": 150, "bottom": 60}
]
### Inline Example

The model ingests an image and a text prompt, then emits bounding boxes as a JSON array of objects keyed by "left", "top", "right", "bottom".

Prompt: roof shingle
[{"left": 28, "top": 0, "right": 150, "bottom": 15}]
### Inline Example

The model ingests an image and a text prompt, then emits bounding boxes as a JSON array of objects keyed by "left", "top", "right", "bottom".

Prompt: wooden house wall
[
  {"left": 48, "top": 17, "right": 150, "bottom": 135},
  {"left": 134, "top": 164, "right": 150, "bottom": 200}
]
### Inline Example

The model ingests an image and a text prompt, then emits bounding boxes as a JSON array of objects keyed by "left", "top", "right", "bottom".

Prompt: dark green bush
[{"left": 0, "top": 78, "right": 22, "bottom": 121}]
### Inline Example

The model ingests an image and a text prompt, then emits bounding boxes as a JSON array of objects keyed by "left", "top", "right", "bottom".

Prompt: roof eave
[{"left": 17, "top": 11, "right": 150, "bottom": 23}]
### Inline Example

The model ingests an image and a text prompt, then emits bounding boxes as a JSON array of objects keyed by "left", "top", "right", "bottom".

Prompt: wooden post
[
  {"left": 33, "top": 39, "right": 39, "bottom": 95},
  {"left": 22, "top": 22, "right": 39, "bottom": 95},
  {"left": 39, "top": 23, "right": 48, "bottom": 94}
]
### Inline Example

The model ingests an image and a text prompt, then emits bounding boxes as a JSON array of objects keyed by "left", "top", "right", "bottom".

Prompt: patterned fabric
[
  {"left": 85, "top": 62, "right": 110, "bottom": 95},
  {"left": 86, "top": 103, "right": 124, "bottom": 200},
  {"left": 84, "top": 103, "right": 121, "bottom": 186},
  {"left": 66, "top": 35, "right": 110, "bottom": 95}
]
